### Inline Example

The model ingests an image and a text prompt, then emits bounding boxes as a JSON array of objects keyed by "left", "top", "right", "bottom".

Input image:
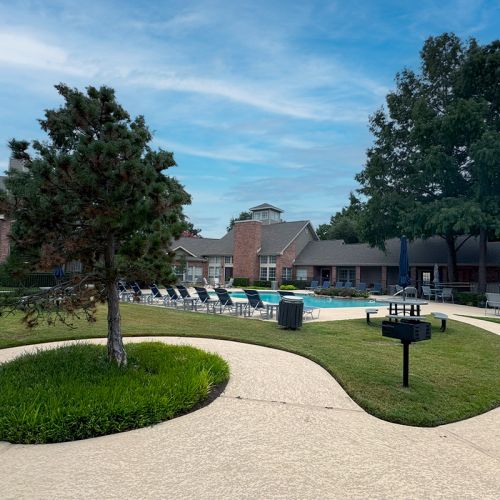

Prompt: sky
[{"left": 0, "top": 1, "right": 499, "bottom": 237}]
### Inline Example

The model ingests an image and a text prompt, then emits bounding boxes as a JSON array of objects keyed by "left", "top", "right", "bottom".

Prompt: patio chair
[
  {"left": 306, "top": 280, "right": 319, "bottom": 290},
  {"left": 194, "top": 286, "right": 219, "bottom": 312},
  {"left": 421, "top": 285, "right": 435, "bottom": 300},
  {"left": 149, "top": 284, "right": 168, "bottom": 305},
  {"left": 175, "top": 284, "right": 199, "bottom": 309},
  {"left": 344, "top": 281, "right": 353, "bottom": 288},
  {"left": 117, "top": 281, "right": 133, "bottom": 302},
  {"left": 369, "top": 283, "right": 382, "bottom": 295},
  {"left": 131, "top": 282, "right": 150, "bottom": 302},
  {"left": 243, "top": 289, "right": 269, "bottom": 318},
  {"left": 485, "top": 293, "right": 500, "bottom": 315},
  {"left": 214, "top": 288, "right": 240, "bottom": 314},
  {"left": 356, "top": 282, "right": 367, "bottom": 292},
  {"left": 334, "top": 281, "right": 345, "bottom": 289},
  {"left": 225, "top": 277, "right": 234, "bottom": 288},
  {"left": 321, "top": 280, "right": 330, "bottom": 289},
  {"left": 164, "top": 287, "right": 185, "bottom": 307},
  {"left": 203, "top": 277, "right": 212, "bottom": 289},
  {"left": 439, "top": 288, "right": 454, "bottom": 303}
]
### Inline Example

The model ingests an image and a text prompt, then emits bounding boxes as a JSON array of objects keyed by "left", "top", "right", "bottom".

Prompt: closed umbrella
[
  {"left": 433, "top": 263, "right": 439, "bottom": 286},
  {"left": 398, "top": 236, "right": 411, "bottom": 299}
]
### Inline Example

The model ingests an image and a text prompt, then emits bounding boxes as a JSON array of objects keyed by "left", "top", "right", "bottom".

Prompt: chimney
[{"left": 232, "top": 220, "right": 262, "bottom": 282}]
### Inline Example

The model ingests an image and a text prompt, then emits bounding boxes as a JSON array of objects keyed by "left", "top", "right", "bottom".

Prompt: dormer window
[{"left": 249, "top": 203, "right": 283, "bottom": 224}]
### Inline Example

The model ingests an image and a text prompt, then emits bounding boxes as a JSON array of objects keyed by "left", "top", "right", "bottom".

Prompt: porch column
[
  {"left": 381, "top": 266, "right": 387, "bottom": 291},
  {"left": 331, "top": 266, "right": 337, "bottom": 284},
  {"left": 355, "top": 266, "right": 361, "bottom": 286},
  {"left": 410, "top": 266, "right": 417, "bottom": 285}
]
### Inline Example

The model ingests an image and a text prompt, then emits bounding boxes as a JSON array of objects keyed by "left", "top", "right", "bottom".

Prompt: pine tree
[{"left": 3, "top": 84, "right": 191, "bottom": 365}]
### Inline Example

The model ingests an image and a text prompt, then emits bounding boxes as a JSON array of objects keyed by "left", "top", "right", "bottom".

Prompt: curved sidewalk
[{"left": 0, "top": 336, "right": 499, "bottom": 499}]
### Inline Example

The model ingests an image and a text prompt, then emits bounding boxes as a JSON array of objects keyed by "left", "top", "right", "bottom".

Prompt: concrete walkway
[{"left": 0, "top": 333, "right": 499, "bottom": 499}]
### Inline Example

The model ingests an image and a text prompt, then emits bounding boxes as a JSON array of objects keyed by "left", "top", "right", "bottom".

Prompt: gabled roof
[
  {"left": 294, "top": 236, "right": 500, "bottom": 266},
  {"left": 173, "top": 220, "right": 317, "bottom": 257},
  {"left": 260, "top": 221, "right": 316, "bottom": 254},
  {"left": 249, "top": 203, "right": 283, "bottom": 213}
]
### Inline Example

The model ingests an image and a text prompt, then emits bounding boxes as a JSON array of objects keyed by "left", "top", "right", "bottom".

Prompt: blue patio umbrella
[
  {"left": 53, "top": 265, "right": 65, "bottom": 281},
  {"left": 398, "top": 236, "right": 411, "bottom": 295}
]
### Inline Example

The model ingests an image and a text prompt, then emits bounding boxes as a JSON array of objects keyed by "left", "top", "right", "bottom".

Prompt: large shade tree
[
  {"left": 2, "top": 84, "right": 191, "bottom": 365},
  {"left": 356, "top": 33, "right": 500, "bottom": 289}
]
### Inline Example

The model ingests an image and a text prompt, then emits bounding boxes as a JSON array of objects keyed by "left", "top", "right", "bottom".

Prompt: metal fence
[{"left": 0, "top": 272, "right": 60, "bottom": 288}]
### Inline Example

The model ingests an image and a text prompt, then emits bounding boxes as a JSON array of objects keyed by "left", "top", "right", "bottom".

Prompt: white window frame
[{"left": 296, "top": 268, "right": 307, "bottom": 281}]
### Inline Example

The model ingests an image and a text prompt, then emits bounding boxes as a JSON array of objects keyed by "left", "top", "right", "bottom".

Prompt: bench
[
  {"left": 431, "top": 312, "right": 448, "bottom": 332},
  {"left": 365, "top": 308, "right": 378, "bottom": 324}
]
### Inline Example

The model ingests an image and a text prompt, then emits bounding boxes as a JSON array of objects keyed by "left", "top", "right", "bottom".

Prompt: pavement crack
[
  {"left": 221, "top": 394, "right": 362, "bottom": 413},
  {"left": 444, "top": 430, "right": 500, "bottom": 462}
]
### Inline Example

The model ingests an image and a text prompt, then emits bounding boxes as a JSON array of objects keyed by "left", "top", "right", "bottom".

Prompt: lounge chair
[
  {"left": 225, "top": 277, "right": 234, "bottom": 288},
  {"left": 117, "top": 281, "right": 133, "bottom": 302},
  {"left": 149, "top": 284, "right": 168, "bottom": 305},
  {"left": 321, "top": 280, "right": 330, "bottom": 289},
  {"left": 243, "top": 289, "right": 269, "bottom": 318},
  {"left": 194, "top": 286, "right": 219, "bottom": 312},
  {"left": 175, "top": 285, "right": 199, "bottom": 309},
  {"left": 214, "top": 288, "right": 240, "bottom": 314},
  {"left": 370, "top": 283, "right": 382, "bottom": 295},
  {"left": 485, "top": 293, "right": 500, "bottom": 315},
  {"left": 357, "top": 282, "right": 367, "bottom": 292},
  {"left": 306, "top": 280, "right": 319, "bottom": 290},
  {"left": 131, "top": 282, "right": 150, "bottom": 302},
  {"left": 203, "top": 277, "right": 212, "bottom": 289},
  {"left": 164, "top": 287, "right": 185, "bottom": 307},
  {"left": 334, "top": 281, "right": 345, "bottom": 289},
  {"left": 344, "top": 281, "right": 353, "bottom": 288}
]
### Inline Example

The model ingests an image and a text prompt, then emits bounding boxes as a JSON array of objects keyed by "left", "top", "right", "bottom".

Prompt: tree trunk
[
  {"left": 477, "top": 227, "right": 487, "bottom": 294},
  {"left": 445, "top": 235, "right": 457, "bottom": 283},
  {"left": 104, "top": 235, "right": 127, "bottom": 366}
]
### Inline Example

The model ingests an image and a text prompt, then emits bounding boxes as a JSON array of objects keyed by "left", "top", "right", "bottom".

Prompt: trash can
[
  {"left": 278, "top": 296, "right": 304, "bottom": 329},
  {"left": 271, "top": 280, "right": 278, "bottom": 290}
]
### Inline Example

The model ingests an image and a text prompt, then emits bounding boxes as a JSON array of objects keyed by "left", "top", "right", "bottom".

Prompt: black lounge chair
[
  {"left": 177, "top": 284, "right": 199, "bottom": 304},
  {"left": 243, "top": 289, "right": 269, "bottom": 318},
  {"left": 149, "top": 284, "right": 168, "bottom": 305},
  {"left": 194, "top": 286, "right": 219, "bottom": 312},
  {"left": 165, "top": 287, "right": 186, "bottom": 308},
  {"left": 214, "top": 288, "right": 240, "bottom": 314},
  {"left": 118, "top": 281, "right": 133, "bottom": 301}
]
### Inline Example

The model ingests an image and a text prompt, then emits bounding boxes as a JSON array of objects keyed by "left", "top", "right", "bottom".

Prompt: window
[
  {"left": 224, "top": 256, "right": 233, "bottom": 265},
  {"left": 269, "top": 255, "right": 276, "bottom": 264},
  {"left": 261, "top": 211, "right": 268, "bottom": 219},
  {"left": 260, "top": 255, "right": 268, "bottom": 264},
  {"left": 208, "top": 256, "right": 220, "bottom": 265},
  {"left": 422, "top": 272, "right": 431, "bottom": 283},
  {"left": 338, "top": 267, "right": 355, "bottom": 283},
  {"left": 296, "top": 268, "right": 307, "bottom": 281},
  {"left": 282, "top": 267, "right": 292, "bottom": 280},
  {"left": 186, "top": 266, "right": 203, "bottom": 282},
  {"left": 268, "top": 267, "right": 276, "bottom": 280}
]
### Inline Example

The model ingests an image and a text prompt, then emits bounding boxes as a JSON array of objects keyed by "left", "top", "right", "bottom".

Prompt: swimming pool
[{"left": 225, "top": 291, "right": 380, "bottom": 309}]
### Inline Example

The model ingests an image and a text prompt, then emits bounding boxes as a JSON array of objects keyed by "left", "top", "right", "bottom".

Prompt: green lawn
[
  {"left": 1, "top": 304, "right": 499, "bottom": 427},
  {"left": 458, "top": 314, "right": 500, "bottom": 324},
  {"left": 0, "top": 342, "right": 229, "bottom": 444}
]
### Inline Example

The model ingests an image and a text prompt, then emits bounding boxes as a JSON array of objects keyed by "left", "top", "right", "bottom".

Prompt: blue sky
[{"left": 0, "top": 1, "right": 498, "bottom": 237}]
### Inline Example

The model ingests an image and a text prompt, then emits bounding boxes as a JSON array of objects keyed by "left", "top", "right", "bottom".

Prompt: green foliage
[
  {"left": 281, "top": 280, "right": 311, "bottom": 289},
  {"left": 252, "top": 280, "right": 272, "bottom": 288},
  {"left": 355, "top": 33, "right": 500, "bottom": 282},
  {"left": 227, "top": 211, "right": 252, "bottom": 232},
  {"left": 314, "top": 288, "right": 369, "bottom": 298},
  {"left": 0, "top": 342, "right": 229, "bottom": 444},
  {"left": 280, "top": 284, "right": 297, "bottom": 290},
  {"left": 233, "top": 277, "right": 250, "bottom": 287},
  {"left": 456, "top": 292, "right": 487, "bottom": 307},
  {"left": 318, "top": 193, "right": 365, "bottom": 243}
]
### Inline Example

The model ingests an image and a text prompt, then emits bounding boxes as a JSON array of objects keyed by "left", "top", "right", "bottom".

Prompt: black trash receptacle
[{"left": 278, "top": 296, "right": 304, "bottom": 329}]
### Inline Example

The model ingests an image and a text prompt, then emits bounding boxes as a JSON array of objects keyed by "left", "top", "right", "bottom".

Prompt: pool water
[{"left": 224, "top": 291, "right": 379, "bottom": 309}]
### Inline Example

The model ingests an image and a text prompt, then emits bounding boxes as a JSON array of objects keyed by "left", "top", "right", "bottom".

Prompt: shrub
[
  {"left": 456, "top": 292, "right": 487, "bottom": 307},
  {"left": 280, "top": 284, "right": 297, "bottom": 290},
  {"left": 315, "top": 288, "right": 369, "bottom": 299},
  {"left": 253, "top": 280, "right": 271, "bottom": 288},
  {"left": 233, "top": 277, "right": 250, "bottom": 287},
  {"left": 0, "top": 342, "right": 229, "bottom": 444},
  {"left": 281, "top": 280, "right": 310, "bottom": 289}
]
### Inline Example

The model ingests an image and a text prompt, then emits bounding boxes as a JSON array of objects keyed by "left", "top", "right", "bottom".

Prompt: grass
[
  {"left": 0, "top": 342, "right": 229, "bottom": 444},
  {"left": 457, "top": 314, "right": 500, "bottom": 324},
  {"left": 0, "top": 304, "right": 499, "bottom": 427}
]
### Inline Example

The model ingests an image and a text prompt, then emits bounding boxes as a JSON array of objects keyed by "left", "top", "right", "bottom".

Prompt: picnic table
[{"left": 376, "top": 297, "right": 428, "bottom": 321}]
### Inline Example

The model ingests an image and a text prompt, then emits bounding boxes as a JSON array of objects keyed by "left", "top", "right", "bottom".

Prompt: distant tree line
[{"left": 318, "top": 33, "right": 500, "bottom": 293}]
